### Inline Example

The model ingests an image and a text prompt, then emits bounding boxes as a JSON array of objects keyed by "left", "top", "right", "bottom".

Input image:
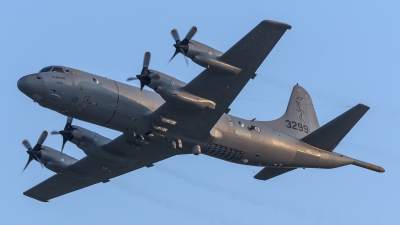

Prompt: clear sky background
[{"left": 1, "top": 1, "right": 398, "bottom": 224}]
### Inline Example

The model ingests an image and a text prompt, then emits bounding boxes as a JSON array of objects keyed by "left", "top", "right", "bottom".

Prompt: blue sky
[{"left": 1, "top": 1, "right": 399, "bottom": 224}]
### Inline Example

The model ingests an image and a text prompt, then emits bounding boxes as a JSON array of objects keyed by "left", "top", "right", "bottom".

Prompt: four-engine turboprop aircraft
[{"left": 18, "top": 20, "right": 384, "bottom": 202}]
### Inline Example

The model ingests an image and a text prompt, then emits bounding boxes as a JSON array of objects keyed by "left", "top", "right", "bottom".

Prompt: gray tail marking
[{"left": 261, "top": 84, "right": 319, "bottom": 139}]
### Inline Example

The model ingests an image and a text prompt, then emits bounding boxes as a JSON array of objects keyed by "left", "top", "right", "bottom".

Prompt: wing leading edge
[{"left": 149, "top": 20, "right": 291, "bottom": 139}]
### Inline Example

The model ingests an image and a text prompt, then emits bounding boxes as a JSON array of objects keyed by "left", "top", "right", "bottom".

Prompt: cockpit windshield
[
  {"left": 39, "top": 66, "right": 52, "bottom": 73},
  {"left": 39, "top": 66, "right": 65, "bottom": 73},
  {"left": 51, "top": 67, "right": 64, "bottom": 73}
]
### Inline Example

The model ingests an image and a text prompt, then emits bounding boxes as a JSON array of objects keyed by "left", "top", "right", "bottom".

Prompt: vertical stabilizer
[{"left": 261, "top": 84, "right": 319, "bottom": 139}]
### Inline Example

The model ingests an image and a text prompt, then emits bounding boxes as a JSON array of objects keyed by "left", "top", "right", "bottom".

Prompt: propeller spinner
[
  {"left": 169, "top": 26, "right": 197, "bottom": 65},
  {"left": 127, "top": 52, "right": 152, "bottom": 92},
  {"left": 22, "top": 131, "right": 48, "bottom": 172},
  {"left": 51, "top": 117, "right": 75, "bottom": 153}
]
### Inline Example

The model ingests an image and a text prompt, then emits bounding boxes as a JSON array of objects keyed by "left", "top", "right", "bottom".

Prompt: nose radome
[
  {"left": 17, "top": 76, "right": 29, "bottom": 93},
  {"left": 17, "top": 74, "right": 45, "bottom": 101}
]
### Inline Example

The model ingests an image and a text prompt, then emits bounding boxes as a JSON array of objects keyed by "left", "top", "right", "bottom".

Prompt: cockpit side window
[
  {"left": 39, "top": 66, "right": 52, "bottom": 73},
  {"left": 51, "top": 67, "right": 64, "bottom": 73}
]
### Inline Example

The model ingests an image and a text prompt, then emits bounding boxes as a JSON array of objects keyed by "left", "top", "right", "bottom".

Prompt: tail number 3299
[{"left": 285, "top": 120, "right": 309, "bottom": 133}]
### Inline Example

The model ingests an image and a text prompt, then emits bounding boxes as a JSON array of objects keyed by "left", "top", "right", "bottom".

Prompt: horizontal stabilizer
[
  {"left": 302, "top": 104, "right": 369, "bottom": 151},
  {"left": 254, "top": 167, "right": 296, "bottom": 180}
]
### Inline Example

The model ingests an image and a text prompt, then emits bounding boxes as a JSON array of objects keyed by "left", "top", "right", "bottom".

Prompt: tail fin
[
  {"left": 261, "top": 84, "right": 319, "bottom": 139},
  {"left": 302, "top": 104, "right": 369, "bottom": 151}
]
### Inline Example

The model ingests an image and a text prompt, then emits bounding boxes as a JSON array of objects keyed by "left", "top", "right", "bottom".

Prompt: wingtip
[
  {"left": 263, "top": 20, "right": 292, "bottom": 30},
  {"left": 23, "top": 191, "right": 49, "bottom": 202},
  {"left": 357, "top": 103, "right": 370, "bottom": 110}
]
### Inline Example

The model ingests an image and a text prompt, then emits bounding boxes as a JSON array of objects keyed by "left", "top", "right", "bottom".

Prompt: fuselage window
[
  {"left": 39, "top": 66, "right": 52, "bottom": 73},
  {"left": 51, "top": 67, "right": 64, "bottom": 73}
]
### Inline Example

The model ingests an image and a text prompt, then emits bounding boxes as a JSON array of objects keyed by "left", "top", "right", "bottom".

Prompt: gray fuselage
[{"left": 18, "top": 67, "right": 353, "bottom": 170}]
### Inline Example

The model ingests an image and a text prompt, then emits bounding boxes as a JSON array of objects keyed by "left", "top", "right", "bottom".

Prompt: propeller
[
  {"left": 51, "top": 117, "right": 75, "bottom": 153},
  {"left": 169, "top": 26, "right": 197, "bottom": 65},
  {"left": 126, "top": 52, "right": 152, "bottom": 92},
  {"left": 22, "top": 131, "right": 48, "bottom": 172}
]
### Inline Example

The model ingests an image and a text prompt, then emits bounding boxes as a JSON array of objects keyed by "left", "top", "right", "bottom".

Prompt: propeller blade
[
  {"left": 171, "top": 29, "right": 180, "bottom": 44},
  {"left": 51, "top": 130, "right": 60, "bottom": 135},
  {"left": 143, "top": 52, "right": 151, "bottom": 71},
  {"left": 169, "top": 27, "right": 196, "bottom": 64},
  {"left": 64, "top": 117, "right": 73, "bottom": 130},
  {"left": 169, "top": 49, "right": 180, "bottom": 63},
  {"left": 140, "top": 52, "right": 151, "bottom": 75},
  {"left": 51, "top": 117, "right": 75, "bottom": 153},
  {"left": 180, "top": 49, "right": 189, "bottom": 66},
  {"left": 183, "top": 26, "right": 197, "bottom": 44},
  {"left": 27, "top": 150, "right": 42, "bottom": 161},
  {"left": 58, "top": 130, "right": 73, "bottom": 153},
  {"left": 22, "top": 156, "right": 33, "bottom": 172},
  {"left": 61, "top": 137, "right": 68, "bottom": 153},
  {"left": 128, "top": 51, "right": 152, "bottom": 90},
  {"left": 37, "top": 131, "right": 48, "bottom": 146},
  {"left": 22, "top": 131, "right": 47, "bottom": 172},
  {"left": 22, "top": 140, "right": 32, "bottom": 150},
  {"left": 140, "top": 82, "right": 145, "bottom": 92}
]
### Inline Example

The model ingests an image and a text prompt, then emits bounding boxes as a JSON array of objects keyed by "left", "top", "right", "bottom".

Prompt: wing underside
[
  {"left": 24, "top": 135, "right": 188, "bottom": 202},
  {"left": 149, "top": 20, "right": 291, "bottom": 139},
  {"left": 24, "top": 157, "right": 142, "bottom": 202}
]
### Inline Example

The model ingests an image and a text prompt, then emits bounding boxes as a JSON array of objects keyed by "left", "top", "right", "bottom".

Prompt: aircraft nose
[{"left": 17, "top": 74, "right": 45, "bottom": 101}]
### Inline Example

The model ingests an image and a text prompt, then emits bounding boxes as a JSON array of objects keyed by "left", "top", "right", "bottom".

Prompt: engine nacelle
[
  {"left": 68, "top": 126, "right": 110, "bottom": 148},
  {"left": 146, "top": 69, "right": 186, "bottom": 90},
  {"left": 68, "top": 126, "right": 137, "bottom": 165},
  {"left": 155, "top": 86, "right": 216, "bottom": 110},
  {"left": 184, "top": 40, "right": 242, "bottom": 73},
  {"left": 39, "top": 146, "right": 89, "bottom": 179},
  {"left": 185, "top": 40, "right": 223, "bottom": 60},
  {"left": 192, "top": 55, "right": 241, "bottom": 74},
  {"left": 142, "top": 70, "right": 215, "bottom": 110}
]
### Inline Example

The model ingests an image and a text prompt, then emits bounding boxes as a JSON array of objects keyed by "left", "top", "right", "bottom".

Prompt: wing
[
  {"left": 149, "top": 20, "right": 291, "bottom": 139},
  {"left": 254, "top": 167, "right": 296, "bottom": 180},
  {"left": 24, "top": 135, "right": 188, "bottom": 202}
]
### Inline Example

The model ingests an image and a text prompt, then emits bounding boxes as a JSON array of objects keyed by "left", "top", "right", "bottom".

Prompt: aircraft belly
[
  {"left": 248, "top": 128, "right": 298, "bottom": 166},
  {"left": 208, "top": 119, "right": 298, "bottom": 166}
]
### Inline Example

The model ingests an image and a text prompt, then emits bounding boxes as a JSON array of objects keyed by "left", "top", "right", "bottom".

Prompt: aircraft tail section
[
  {"left": 302, "top": 104, "right": 369, "bottom": 151},
  {"left": 261, "top": 84, "right": 319, "bottom": 139}
]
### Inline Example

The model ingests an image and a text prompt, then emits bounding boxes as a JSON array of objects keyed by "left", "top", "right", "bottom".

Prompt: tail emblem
[{"left": 295, "top": 97, "right": 306, "bottom": 124}]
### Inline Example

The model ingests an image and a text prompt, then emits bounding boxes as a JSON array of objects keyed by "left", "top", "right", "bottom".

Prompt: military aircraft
[{"left": 18, "top": 20, "right": 384, "bottom": 202}]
